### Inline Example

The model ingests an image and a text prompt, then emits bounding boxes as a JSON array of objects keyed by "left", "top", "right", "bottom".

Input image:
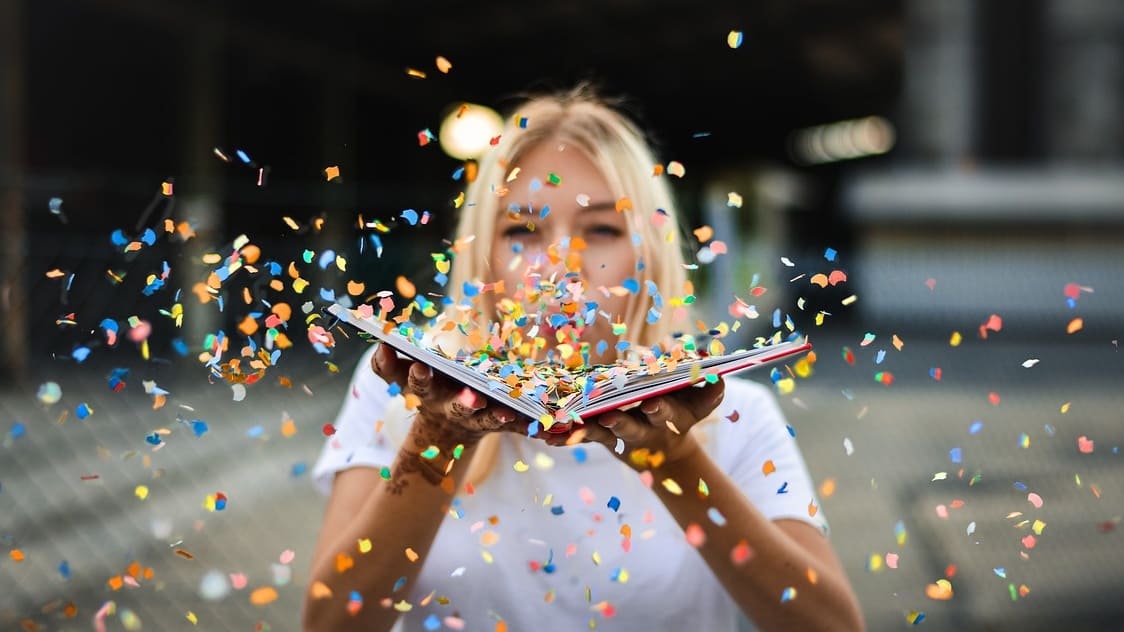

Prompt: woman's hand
[
  {"left": 371, "top": 344, "right": 520, "bottom": 446},
  {"left": 545, "top": 378, "right": 726, "bottom": 469}
]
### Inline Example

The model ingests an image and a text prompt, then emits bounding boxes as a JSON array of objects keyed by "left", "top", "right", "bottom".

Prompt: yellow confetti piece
[
  {"left": 453, "top": 191, "right": 465, "bottom": 208},
  {"left": 292, "top": 277, "right": 309, "bottom": 293},
  {"left": 1032, "top": 519, "right": 1046, "bottom": 535},
  {"left": 776, "top": 377, "right": 795, "bottom": 394},
  {"left": 949, "top": 331, "right": 963, "bottom": 347},
  {"left": 405, "top": 547, "right": 420, "bottom": 562},
  {"left": 667, "top": 161, "right": 686, "bottom": 177},
  {"left": 435, "top": 56, "right": 452, "bottom": 73},
  {"left": 661, "top": 478, "right": 683, "bottom": 495},
  {"left": 727, "top": 191, "right": 743, "bottom": 208},
  {"left": 358, "top": 538, "right": 372, "bottom": 553},
  {"left": 186, "top": 611, "right": 198, "bottom": 625},
  {"left": 161, "top": 181, "right": 174, "bottom": 196},
  {"left": 406, "top": 68, "right": 427, "bottom": 79},
  {"left": 841, "top": 294, "right": 858, "bottom": 306},
  {"left": 135, "top": 485, "right": 149, "bottom": 500},
  {"left": 513, "top": 460, "right": 530, "bottom": 472},
  {"left": 1067, "top": 317, "right": 1084, "bottom": 334},
  {"left": 727, "top": 30, "right": 744, "bottom": 48},
  {"left": 591, "top": 551, "right": 601, "bottom": 566},
  {"left": 1060, "top": 402, "right": 1071, "bottom": 414},
  {"left": 250, "top": 586, "right": 278, "bottom": 606},
  {"left": 481, "top": 550, "right": 494, "bottom": 564}
]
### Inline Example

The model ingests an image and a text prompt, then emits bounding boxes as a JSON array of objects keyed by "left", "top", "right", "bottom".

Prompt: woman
[{"left": 304, "top": 85, "right": 864, "bottom": 631}]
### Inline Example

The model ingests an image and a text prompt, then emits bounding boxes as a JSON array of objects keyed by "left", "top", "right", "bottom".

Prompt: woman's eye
[
  {"left": 502, "top": 225, "right": 535, "bottom": 239},
  {"left": 585, "top": 224, "right": 624, "bottom": 239}
]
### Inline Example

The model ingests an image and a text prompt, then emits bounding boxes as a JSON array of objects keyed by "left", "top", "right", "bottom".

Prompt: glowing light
[
  {"left": 789, "top": 116, "right": 895, "bottom": 165},
  {"left": 439, "top": 103, "right": 504, "bottom": 160}
]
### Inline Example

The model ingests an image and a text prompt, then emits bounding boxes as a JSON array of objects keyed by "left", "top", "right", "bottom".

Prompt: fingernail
[{"left": 641, "top": 401, "right": 659, "bottom": 414}]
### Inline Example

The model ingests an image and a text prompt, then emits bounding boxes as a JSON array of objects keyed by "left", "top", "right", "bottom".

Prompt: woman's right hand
[{"left": 371, "top": 343, "right": 521, "bottom": 445}]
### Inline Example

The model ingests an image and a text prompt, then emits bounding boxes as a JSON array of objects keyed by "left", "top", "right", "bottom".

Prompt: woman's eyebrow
[{"left": 497, "top": 200, "right": 618, "bottom": 216}]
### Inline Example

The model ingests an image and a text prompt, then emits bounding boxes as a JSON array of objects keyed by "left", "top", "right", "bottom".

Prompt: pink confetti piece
[
  {"left": 1027, "top": 492, "right": 1044, "bottom": 509},
  {"left": 685, "top": 523, "right": 706, "bottom": 547},
  {"left": 229, "top": 573, "right": 248, "bottom": 590},
  {"left": 279, "top": 549, "right": 295, "bottom": 565},
  {"left": 886, "top": 553, "right": 899, "bottom": 569},
  {"left": 935, "top": 504, "right": 949, "bottom": 519},
  {"left": 1078, "top": 436, "right": 1095, "bottom": 454},
  {"left": 1021, "top": 534, "right": 1037, "bottom": 549}
]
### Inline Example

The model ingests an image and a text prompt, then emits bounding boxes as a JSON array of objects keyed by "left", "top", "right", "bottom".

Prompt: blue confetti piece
[
  {"left": 824, "top": 247, "right": 837, "bottom": 262},
  {"left": 529, "top": 178, "right": 542, "bottom": 193},
  {"left": 462, "top": 281, "right": 479, "bottom": 298},
  {"left": 58, "top": 560, "right": 71, "bottom": 580},
  {"left": 1044, "top": 423, "right": 1056, "bottom": 437},
  {"left": 349, "top": 589, "right": 363, "bottom": 603},
  {"left": 246, "top": 425, "right": 264, "bottom": 438},
  {"left": 110, "top": 229, "right": 128, "bottom": 247},
  {"left": 776, "top": 481, "right": 789, "bottom": 494},
  {"left": 319, "top": 287, "right": 336, "bottom": 302},
  {"left": 607, "top": 496, "right": 621, "bottom": 512},
  {"left": 772, "top": 308, "right": 782, "bottom": 328},
  {"left": 911, "top": 612, "right": 926, "bottom": 625},
  {"left": 100, "top": 318, "right": 119, "bottom": 333},
  {"left": 780, "top": 587, "right": 797, "bottom": 603},
  {"left": 875, "top": 349, "right": 886, "bottom": 364},
  {"left": 1066, "top": 298, "right": 1077, "bottom": 309},
  {"left": 596, "top": 340, "right": 608, "bottom": 356},
  {"left": 10, "top": 422, "right": 27, "bottom": 440},
  {"left": 236, "top": 149, "right": 251, "bottom": 164},
  {"left": 434, "top": 272, "right": 448, "bottom": 286},
  {"left": 543, "top": 562, "right": 556, "bottom": 574},
  {"left": 171, "top": 338, "right": 189, "bottom": 356},
  {"left": 318, "top": 249, "right": 336, "bottom": 270},
  {"left": 76, "top": 403, "right": 92, "bottom": 420},
  {"left": 993, "top": 567, "right": 1006, "bottom": 578},
  {"left": 291, "top": 462, "right": 307, "bottom": 477},
  {"left": 140, "top": 228, "right": 157, "bottom": 246},
  {"left": 452, "top": 166, "right": 465, "bottom": 180},
  {"left": 400, "top": 209, "right": 419, "bottom": 225},
  {"left": 526, "top": 421, "right": 539, "bottom": 437},
  {"left": 573, "top": 447, "right": 588, "bottom": 463},
  {"left": 1013, "top": 481, "right": 1027, "bottom": 491},
  {"left": 550, "top": 505, "right": 565, "bottom": 515},
  {"left": 549, "top": 313, "right": 569, "bottom": 329},
  {"left": 621, "top": 278, "right": 640, "bottom": 294},
  {"left": 423, "top": 614, "right": 441, "bottom": 631},
  {"left": 387, "top": 382, "right": 402, "bottom": 397},
  {"left": 540, "top": 204, "right": 550, "bottom": 219},
  {"left": 644, "top": 280, "right": 659, "bottom": 296},
  {"left": 190, "top": 420, "right": 209, "bottom": 437},
  {"left": 786, "top": 424, "right": 796, "bottom": 437},
  {"left": 969, "top": 420, "right": 984, "bottom": 435},
  {"left": 72, "top": 347, "right": 91, "bottom": 363},
  {"left": 646, "top": 307, "right": 661, "bottom": 324},
  {"left": 215, "top": 496, "right": 227, "bottom": 510},
  {"left": 392, "top": 577, "right": 407, "bottom": 592},
  {"left": 145, "top": 432, "right": 162, "bottom": 446},
  {"left": 949, "top": 447, "right": 962, "bottom": 464}
]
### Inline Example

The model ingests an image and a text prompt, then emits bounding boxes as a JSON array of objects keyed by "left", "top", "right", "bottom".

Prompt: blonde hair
[{"left": 443, "top": 84, "right": 694, "bottom": 486}]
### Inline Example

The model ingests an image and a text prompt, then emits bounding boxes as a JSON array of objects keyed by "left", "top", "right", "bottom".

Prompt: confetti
[{"left": 727, "top": 30, "right": 744, "bottom": 48}]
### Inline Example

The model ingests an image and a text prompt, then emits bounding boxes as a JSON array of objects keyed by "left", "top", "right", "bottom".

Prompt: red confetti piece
[
  {"left": 322, "top": 424, "right": 336, "bottom": 436},
  {"left": 988, "top": 392, "right": 1001, "bottom": 406}
]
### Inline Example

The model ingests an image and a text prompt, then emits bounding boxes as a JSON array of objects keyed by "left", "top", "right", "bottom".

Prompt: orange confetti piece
[
  {"left": 808, "top": 500, "right": 819, "bottom": 517},
  {"left": 347, "top": 280, "right": 366, "bottom": 296},
  {"left": 309, "top": 581, "right": 333, "bottom": 599},
  {"left": 495, "top": 621, "right": 508, "bottom": 632},
  {"left": 107, "top": 575, "right": 124, "bottom": 590},
  {"left": 819, "top": 478, "right": 836, "bottom": 498},
  {"left": 10, "top": 549, "right": 25, "bottom": 562},
  {"left": 761, "top": 460, "right": 776, "bottom": 476},
  {"left": 324, "top": 165, "right": 340, "bottom": 181},
  {"left": 250, "top": 586, "right": 279, "bottom": 606},
  {"left": 405, "top": 547, "right": 420, "bottom": 562},
  {"left": 435, "top": 56, "right": 452, "bottom": 73},
  {"left": 809, "top": 273, "right": 829, "bottom": 288},
  {"left": 237, "top": 315, "right": 258, "bottom": 336},
  {"left": 174, "top": 549, "right": 194, "bottom": 560},
  {"left": 692, "top": 226, "right": 714, "bottom": 243},
  {"left": 1067, "top": 318, "right": 1084, "bottom": 334},
  {"left": 396, "top": 276, "right": 417, "bottom": 299},
  {"left": 614, "top": 197, "right": 633, "bottom": 212},
  {"left": 281, "top": 417, "right": 297, "bottom": 438},
  {"left": 731, "top": 539, "right": 753, "bottom": 565},
  {"left": 335, "top": 553, "right": 354, "bottom": 573}
]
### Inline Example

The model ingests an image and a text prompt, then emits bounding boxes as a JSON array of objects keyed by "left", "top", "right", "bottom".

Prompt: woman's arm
[
  {"left": 649, "top": 442, "right": 864, "bottom": 632},
  {"left": 550, "top": 382, "right": 864, "bottom": 632},
  {"left": 303, "top": 346, "right": 518, "bottom": 632},
  {"left": 303, "top": 422, "right": 479, "bottom": 632}
]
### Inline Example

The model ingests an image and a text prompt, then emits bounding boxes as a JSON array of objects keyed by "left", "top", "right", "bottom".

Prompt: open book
[{"left": 327, "top": 303, "right": 812, "bottom": 431}]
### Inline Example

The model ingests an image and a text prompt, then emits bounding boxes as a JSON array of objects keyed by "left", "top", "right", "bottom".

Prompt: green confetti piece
[
  {"left": 379, "top": 466, "right": 391, "bottom": 480},
  {"left": 452, "top": 444, "right": 464, "bottom": 460},
  {"left": 1008, "top": 583, "right": 1017, "bottom": 601},
  {"left": 547, "top": 172, "right": 561, "bottom": 185},
  {"left": 420, "top": 445, "right": 440, "bottom": 460},
  {"left": 704, "top": 373, "right": 719, "bottom": 384}
]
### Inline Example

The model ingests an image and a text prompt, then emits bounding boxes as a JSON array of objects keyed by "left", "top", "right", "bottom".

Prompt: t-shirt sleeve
[
  {"left": 714, "top": 378, "right": 829, "bottom": 536},
  {"left": 310, "top": 345, "right": 412, "bottom": 496}
]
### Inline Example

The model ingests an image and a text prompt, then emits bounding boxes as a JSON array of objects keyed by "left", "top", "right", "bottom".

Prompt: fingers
[
  {"left": 370, "top": 344, "right": 411, "bottom": 388},
  {"left": 596, "top": 410, "right": 651, "bottom": 446}
]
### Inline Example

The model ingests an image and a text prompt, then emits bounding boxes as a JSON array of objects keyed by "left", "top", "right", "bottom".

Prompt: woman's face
[{"left": 488, "top": 140, "right": 635, "bottom": 363}]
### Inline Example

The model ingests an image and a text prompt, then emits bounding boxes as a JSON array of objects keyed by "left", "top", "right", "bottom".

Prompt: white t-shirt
[{"left": 312, "top": 346, "right": 828, "bottom": 631}]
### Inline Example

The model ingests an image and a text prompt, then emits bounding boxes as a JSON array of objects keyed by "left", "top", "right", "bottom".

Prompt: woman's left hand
[{"left": 545, "top": 379, "right": 725, "bottom": 470}]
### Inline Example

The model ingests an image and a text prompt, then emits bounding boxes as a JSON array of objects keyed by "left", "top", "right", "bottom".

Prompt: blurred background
[{"left": 2, "top": 0, "right": 1122, "bottom": 630}]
